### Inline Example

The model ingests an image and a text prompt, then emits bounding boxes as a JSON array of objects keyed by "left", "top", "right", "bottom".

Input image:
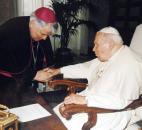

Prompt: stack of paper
[{"left": 10, "top": 103, "right": 51, "bottom": 122}]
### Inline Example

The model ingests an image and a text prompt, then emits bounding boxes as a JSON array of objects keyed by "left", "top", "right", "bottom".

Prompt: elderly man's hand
[
  {"left": 43, "top": 67, "right": 60, "bottom": 77},
  {"left": 63, "top": 93, "right": 86, "bottom": 105},
  {"left": 34, "top": 69, "right": 52, "bottom": 82}
]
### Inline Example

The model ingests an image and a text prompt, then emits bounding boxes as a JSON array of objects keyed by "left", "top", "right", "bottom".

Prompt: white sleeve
[
  {"left": 86, "top": 92, "right": 127, "bottom": 109},
  {"left": 60, "top": 59, "right": 95, "bottom": 78}
]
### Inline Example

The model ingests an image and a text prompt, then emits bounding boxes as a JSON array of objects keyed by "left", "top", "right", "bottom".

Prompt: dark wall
[
  {"left": 87, "top": 0, "right": 109, "bottom": 57},
  {"left": 109, "top": 0, "right": 142, "bottom": 45},
  {"left": 0, "top": 0, "right": 17, "bottom": 25},
  {"left": 87, "top": 0, "right": 142, "bottom": 57}
]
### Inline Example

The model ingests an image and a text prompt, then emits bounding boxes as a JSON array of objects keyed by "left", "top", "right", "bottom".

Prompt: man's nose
[
  {"left": 42, "top": 35, "right": 48, "bottom": 40},
  {"left": 92, "top": 46, "right": 95, "bottom": 52}
]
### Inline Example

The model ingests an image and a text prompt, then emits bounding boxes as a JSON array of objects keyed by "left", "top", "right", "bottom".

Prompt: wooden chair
[{"left": 48, "top": 77, "right": 142, "bottom": 130}]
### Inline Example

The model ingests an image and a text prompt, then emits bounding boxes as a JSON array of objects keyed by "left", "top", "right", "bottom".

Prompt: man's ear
[
  {"left": 104, "top": 40, "right": 114, "bottom": 51},
  {"left": 109, "top": 41, "right": 114, "bottom": 49}
]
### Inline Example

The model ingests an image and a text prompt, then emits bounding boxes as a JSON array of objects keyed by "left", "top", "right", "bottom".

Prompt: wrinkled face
[
  {"left": 29, "top": 20, "right": 53, "bottom": 41},
  {"left": 92, "top": 32, "right": 113, "bottom": 61}
]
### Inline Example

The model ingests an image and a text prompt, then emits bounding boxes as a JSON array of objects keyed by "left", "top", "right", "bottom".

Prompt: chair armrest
[
  {"left": 48, "top": 78, "right": 88, "bottom": 94},
  {"left": 59, "top": 104, "right": 115, "bottom": 130},
  {"left": 59, "top": 96, "right": 142, "bottom": 130}
]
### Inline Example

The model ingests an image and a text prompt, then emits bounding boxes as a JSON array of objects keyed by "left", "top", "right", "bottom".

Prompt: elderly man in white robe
[{"left": 45, "top": 27, "right": 142, "bottom": 130}]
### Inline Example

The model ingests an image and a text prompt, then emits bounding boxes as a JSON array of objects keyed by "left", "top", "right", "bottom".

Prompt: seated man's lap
[
  {"left": 53, "top": 104, "right": 132, "bottom": 130},
  {"left": 125, "top": 124, "right": 141, "bottom": 130}
]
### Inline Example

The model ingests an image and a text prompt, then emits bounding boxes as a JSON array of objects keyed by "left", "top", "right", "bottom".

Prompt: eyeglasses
[{"left": 36, "top": 20, "right": 59, "bottom": 35}]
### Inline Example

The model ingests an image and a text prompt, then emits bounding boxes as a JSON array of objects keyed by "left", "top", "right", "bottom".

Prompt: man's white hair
[{"left": 99, "top": 26, "right": 124, "bottom": 44}]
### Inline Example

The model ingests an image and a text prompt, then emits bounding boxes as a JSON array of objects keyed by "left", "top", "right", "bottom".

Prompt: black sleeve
[
  {"left": 0, "top": 18, "right": 21, "bottom": 50},
  {"left": 36, "top": 38, "right": 54, "bottom": 70}
]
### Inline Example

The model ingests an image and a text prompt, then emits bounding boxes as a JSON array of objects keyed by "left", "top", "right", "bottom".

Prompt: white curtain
[{"left": 17, "top": 0, "right": 53, "bottom": 16}]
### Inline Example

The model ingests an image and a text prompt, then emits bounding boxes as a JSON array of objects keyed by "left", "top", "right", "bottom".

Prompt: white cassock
[{"left": 54, "top": 45, "right": 142, "bottom": 130}]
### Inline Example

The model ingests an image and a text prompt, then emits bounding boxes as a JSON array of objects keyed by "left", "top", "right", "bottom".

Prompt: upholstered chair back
[{"left": 130, "top": 24, "right": 142, "bottom": 58}]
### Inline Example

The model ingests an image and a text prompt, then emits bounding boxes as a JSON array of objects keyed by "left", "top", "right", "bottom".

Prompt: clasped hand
[
  {"left": 34, "top": 67, "right": 60, "bottom": 82},
  {"left": 59, "top": 93, "right": 87, "bottom": 110},
  {"left": 33, "top": 68, "right": 51, "bottom": 82},
  {"left": 63, "top": 93, "right": 86, "bottom": 105}
]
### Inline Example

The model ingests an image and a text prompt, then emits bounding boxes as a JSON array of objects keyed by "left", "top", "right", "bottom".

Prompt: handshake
[{"left": 34, "top": 67, "right": 61, "bottom": 83}]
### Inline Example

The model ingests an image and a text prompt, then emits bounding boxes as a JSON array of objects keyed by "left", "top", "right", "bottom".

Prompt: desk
[{"left": 19, "top": 90, "right": 67, "bottom": 130}]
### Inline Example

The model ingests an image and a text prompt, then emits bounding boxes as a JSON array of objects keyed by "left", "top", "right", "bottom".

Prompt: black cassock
[{"left": 0, "top": 16, "right": 54, "bottom": 107}]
